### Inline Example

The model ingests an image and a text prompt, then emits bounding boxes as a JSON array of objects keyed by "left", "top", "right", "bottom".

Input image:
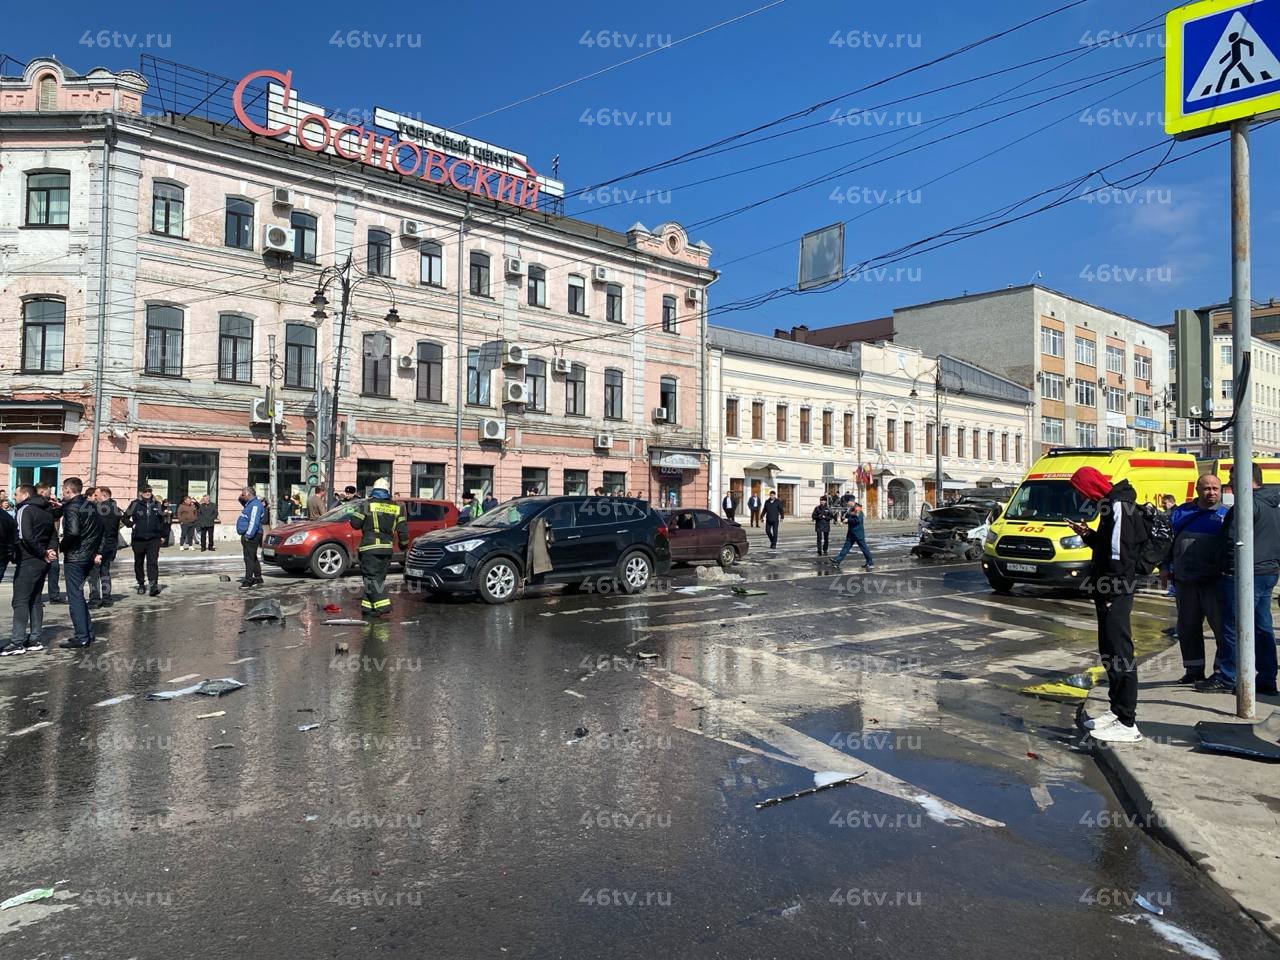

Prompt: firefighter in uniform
[{"left": 349, "top": 478, "right": 407, "bottom": 618}]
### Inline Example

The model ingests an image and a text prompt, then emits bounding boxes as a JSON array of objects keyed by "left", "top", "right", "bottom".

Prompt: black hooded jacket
[
  {"left": 1080, "top": 479, "right": 1147, "bottom": 585},
  {"left": 14, "top": 494, "right": 55, "bottom": 563},
  {"left": 61, "top": 493, "right": 105, "bottom": 564}
]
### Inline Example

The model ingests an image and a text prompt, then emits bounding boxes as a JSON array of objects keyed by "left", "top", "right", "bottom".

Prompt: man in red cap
[{"left": 1066, "top": 465, "right": 1147, "bottom": 743}]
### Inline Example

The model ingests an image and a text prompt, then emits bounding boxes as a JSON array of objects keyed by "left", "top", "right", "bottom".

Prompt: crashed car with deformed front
[{"left": 912, "top": 495, "right": 1006, "bottom": 561}]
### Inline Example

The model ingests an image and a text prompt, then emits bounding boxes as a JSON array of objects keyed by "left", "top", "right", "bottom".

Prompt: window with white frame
[
  {"left": 1040, "top": 372, "right": 1064, "bottom": 400},
  {"left": 1041, "top": 417, "right": 1065, "bottom": 444},
  {"left": 1041, "top": 326, "right": 1064, "bottom": 357},
  {"left": 1074, "top": 336, "right": 1096, "bottom": 367},
  {"left": 1105, "top": 386, "right": 1125, "bottom": 413},
  {"left": 1134, "top": 354, "right": 1151, "bottom": 381},
  {"left": 1076, "top": 422, "right": 1098, "bottom": 446},
  {"left": 1106, "top": 345, "right": 1125, "bottom": 374},
  {"left": 1075, "top": 380, "right": 1096, "bottom": 407},
  {"left": 1107, "top": 426, "right": 1127, "bottom": 447}
]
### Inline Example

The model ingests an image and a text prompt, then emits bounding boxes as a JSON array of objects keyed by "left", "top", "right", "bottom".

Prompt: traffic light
[
  {"left": 304, "top": 418, "right": 321, "bottom": 488},
  {"left": 304, "top": 418, "right": 318, "bottom": 461}
]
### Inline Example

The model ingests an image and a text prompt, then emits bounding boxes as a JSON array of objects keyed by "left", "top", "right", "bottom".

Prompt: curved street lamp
[
  {"left": 909, "top": 361, "right": 966, "bottom": 507},
  {"left": 309, "top": 253, "right": 400, "bottom": 505}
]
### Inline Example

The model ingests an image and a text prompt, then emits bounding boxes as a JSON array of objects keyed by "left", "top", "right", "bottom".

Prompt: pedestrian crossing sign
[{"left": 1166, "top": 0, "right": 1280, "bottom": 137}]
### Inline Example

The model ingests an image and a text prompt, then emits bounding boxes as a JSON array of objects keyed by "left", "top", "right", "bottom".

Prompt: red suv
[{"left": 262, "top": 498, "right": 459, "bottom": 578}]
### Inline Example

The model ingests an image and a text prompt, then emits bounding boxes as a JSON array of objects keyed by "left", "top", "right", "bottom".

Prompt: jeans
[
  {"left": 1093, "top": 583, "right": 1138, "bottom": 726},
  {"left": 1217, "top": 573, "right": 1279, "bottom": 686},
  {"left": 89, "top": 557, "right": 113, "bottom": 603},
  {"left": 180, "top": 523, "right": 196, "bottom": 546},
  {"left": 64, "top": 559, "right": 95, "bottom": 644},
  {"left": 133, "top": 537, "right": 161, "bottom": 586},
  {"left": 47, "top": 553, "right": 61, "bottom": 599},
  {"left": 11, "top": 557, "right": 49, "bottom": 646},
  {"left": 835, "top": 533, "right": 873, "bottom": 566},
  {"left": 815, "top": 527, "right": 830, "bottom": 554},
  {"left": 199, "top": 526, "right": 214, "bottom": 550},
  {"left": 764, "top": 520, "right": 779, "bottom": 548},
  {"left": 242, "top": 534, "right": 262, "bottom": 581},
  {"left": 1175, "top": 579, "right": 1224, "bottom": 675}
]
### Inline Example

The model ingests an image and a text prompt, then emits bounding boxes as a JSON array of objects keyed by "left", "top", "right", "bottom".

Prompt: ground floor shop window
[
  {"left": 356, "top": 459, "right": 394, "bottom": 496},
  {"left": 521, "top": 467, "right": 548, "bottom": 496},
  {"left": 602, "top": 471, "right": 627, "bottom": 495},
  {"left": 248, "top": 454, "right": 302, "bottom": 503},
  {"left": 463, "top": 465, "right": 493, "bottom": 500},
  {"left": 411, "top": 462, "right": 445, "bottom": 499},
  {"left": 137, "top": 448, "right": 218, "bottom": 504},
  {"left": 564, "top": 469, "right": 589, "bottom": 495}
]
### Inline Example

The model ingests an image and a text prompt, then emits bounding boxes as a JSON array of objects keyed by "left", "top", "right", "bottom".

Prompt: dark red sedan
[{"left": 662, "top": 509, "right": 749, "bottom": 568}]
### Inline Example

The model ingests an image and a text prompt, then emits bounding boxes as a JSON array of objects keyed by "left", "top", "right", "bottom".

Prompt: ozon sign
[{"left": 232, "top": 67, "right": 547, "bottom": 211}]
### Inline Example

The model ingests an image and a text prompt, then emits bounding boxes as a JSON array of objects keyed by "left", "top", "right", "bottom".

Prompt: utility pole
[
  {"left": 267, "top": 334, "right": 280, "bottom": 529},
  {"left": 933, "top": 369, "right": 943, "bottom": 507},
  {"left": 1230, "top": 118, "right": 1255, "bottom": 721},
  {"left": 454, "top": 209, "right": 469, "bottom": 504}
]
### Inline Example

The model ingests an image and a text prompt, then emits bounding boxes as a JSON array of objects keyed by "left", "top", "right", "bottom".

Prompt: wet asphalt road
[{"left": 0, "top": 543, "right": 1274, "bottom": 959}]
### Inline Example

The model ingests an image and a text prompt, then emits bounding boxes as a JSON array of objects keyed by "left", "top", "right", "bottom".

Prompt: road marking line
[
  {"left": 946, "top": 595, "right": 1095, "bottom": 630},
  {"left": 564, "top": 689, "right": 586, "bottom": 699}
]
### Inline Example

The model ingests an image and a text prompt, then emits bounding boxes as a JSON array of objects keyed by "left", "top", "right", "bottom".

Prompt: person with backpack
[
  {"left": 1200, "top": 464, "right": 1280, "bottom": 696},
  {"left": 1168, "top": 474, "right": 1228, "bottom": 685},
  {"left": 1066, "top": 465, "right": 1151, "bottom": 743}
]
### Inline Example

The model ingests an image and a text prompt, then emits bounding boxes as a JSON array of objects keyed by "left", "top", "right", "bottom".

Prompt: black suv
[{"left": 404, "top": 496, "right": 672, "bottom": 604}]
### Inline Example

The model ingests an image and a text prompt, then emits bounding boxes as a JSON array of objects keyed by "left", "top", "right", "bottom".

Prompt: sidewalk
[{"left": 1083, "top": 648, "right": 1280, "bottom": 943}]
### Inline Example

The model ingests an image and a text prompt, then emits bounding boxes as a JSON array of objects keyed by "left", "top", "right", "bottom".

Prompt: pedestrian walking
[
  {"left": 832, "top": 500, "right": 874, "bottom": 569},
  {"left": 160, "top": 498, "right": 175, "bottom": 547},
  {"left": 176, "top": 496, "right": 198, "bottom": 550},
  {"left": 811, "top": 496, "right": 833, "bottom": 556},
  {"left": 1200, "top": 464, "right": 1280, "bottom": 696},
  {"left": 721, "top": 490, "right": 737, "bottom": 523},
  {"left": 36, "top": 482, "right": 64, "bottom": 603},
  {"left": 0, "top": 499, "right": 15, "bottom": 587},
  {"left": 195, "top": 495, "right": 218, "bottom": 551},
  {"left": 306, "top": 488, "right": 327, "bottom": 520},
  {"left": 89, "top": 486, "right": 121, "bottom": 608},
  {"left": 123, "top": 486, "right": 167, "bottom": 596},
  {"left": 3, "top": 486, "right": 56, "bottom": 655},
  {"left": 349, "top": 478, "right": 407, "bottom": 618},
  {"left": 747, "top": 492, "right": 762, "bottom": 528},
  {"left": 761, "top": 491, "right": 784, "bottom": 550},
  {"left": 482, "top": 493, "right": 499, "bottom": 513},
  {"left": 1168, "top": 475, "right": 1227, "bottom": 684},
  {"left": 57, "top": 477, "right": 103, "bottom": 650},
  {"left": 235, "top": 486, "right": 265, "bottom": 588},
  {"left": 1067, "top": 466, "right": 1147, "bottom": 743}
]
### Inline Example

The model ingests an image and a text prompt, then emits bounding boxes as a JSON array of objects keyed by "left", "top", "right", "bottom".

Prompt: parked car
[
  {"left": 404, "top": 496, "right": 671, "bottom": 604},
  {"left": 662, "top": 508, "right": 748, "bottom": 568},
  {"left": 262, "top": 498, "right": 458, "bottom": 578}
]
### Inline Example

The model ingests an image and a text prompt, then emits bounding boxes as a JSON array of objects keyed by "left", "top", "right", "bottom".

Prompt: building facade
[
  {"left": 1168, "top": 329, "right": 1280, "bottom": 458},
  {"left": 0, "top": 59, "right": 716, "bottom": 527},
  {"left": 707, "top": 327, "right": 1032, "bottom": 519},
  {"left": 779, "top": 285, "right": 1173, "bottom": 459}
]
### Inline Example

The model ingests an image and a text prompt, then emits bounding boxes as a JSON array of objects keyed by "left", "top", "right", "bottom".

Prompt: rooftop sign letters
[{"left": 232, "top": 68, "right": 563, "bottom": 211}]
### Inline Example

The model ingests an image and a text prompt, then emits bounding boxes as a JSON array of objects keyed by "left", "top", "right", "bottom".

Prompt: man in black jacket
[
  {"left": 761, "top": 491, "right": 784, "bottom": 550},
  {"left": 124, "top": 486, "right": 167, "bottom": 596},
  {"left": 3, "top": 486, "right": 56, "bottom": 655},
  {"left": 1067, "top": 466, "right": 1148, "bottom": 743},
  {"left": 811, "top": 496, "right": 833, "bottom": 556},
  {"left": 58, "top": 477, "right": 104, "bottom": 649},
  {"left": 89, "top": 486, "right": 122, "bottom": 608},
  {"left": 36, "top": 481, "right": 64, "bottom": 604},
  {"left": 0, "top": 501, "right": 15, "bottom": 586}
]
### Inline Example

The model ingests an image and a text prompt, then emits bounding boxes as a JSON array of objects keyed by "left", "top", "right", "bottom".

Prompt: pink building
[{"left": 0, "top": 58, "right": 716, "bottom": 530}]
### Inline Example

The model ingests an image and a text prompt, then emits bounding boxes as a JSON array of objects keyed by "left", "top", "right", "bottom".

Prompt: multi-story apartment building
[
  {"left": 1168, "top": 326, "right": 1280, "bottom": 458},
  {"left": 707, "top": 327, "right": 1031, "bottom": 518},
  {"left": 0, "top": 58, "right": 716, "bottom": 525},
  {"left": 777, "top": 285, "right": 1173, "bottom": 458}
]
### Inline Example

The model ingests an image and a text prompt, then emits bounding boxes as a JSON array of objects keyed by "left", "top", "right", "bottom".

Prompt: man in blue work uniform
[
  {"left": 349, "top": 478, "right": 408, "bottom": 618},
  {"left": 832, "top": 498, "right": 874, "bottom": 569},
  {"left": 235, "top": 486, "right": 265, "bottom": 588}
]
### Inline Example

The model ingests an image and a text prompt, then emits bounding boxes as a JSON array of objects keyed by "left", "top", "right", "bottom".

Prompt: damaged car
[{"left": 912, "top": 493, "right": 1007, "bottom": 561}]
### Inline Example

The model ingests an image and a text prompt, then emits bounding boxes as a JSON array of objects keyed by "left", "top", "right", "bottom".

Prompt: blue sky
[{"left": 7, "top": 0, "right": 1276, "bottom": 331}]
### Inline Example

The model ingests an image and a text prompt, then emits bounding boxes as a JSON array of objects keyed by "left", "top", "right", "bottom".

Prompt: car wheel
[
  {"left": 965, "top": 545, "right": 983, "bottom": 561},
  {"left": 717, "top": 543, "right": 738, "bottom": 569},
  {"left": 617, "top": 550, "right": 653, "bottom": 594},
  {"left": 309, "top": 543, "right": 349, "bottom": 579},
  {"left": 476, "top": 557, "right": 519, "bottom": 604},
  {"left": 984, "top": 570, "right": 1014, "bottom": 594}
]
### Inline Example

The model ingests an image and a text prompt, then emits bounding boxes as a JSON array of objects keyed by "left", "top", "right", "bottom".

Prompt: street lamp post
[
  {"left": 310, "top": 253, "right": 400, "bottom": 506},
  {"left": 911, "top": 362, "right": 964, "bottom": 507}
]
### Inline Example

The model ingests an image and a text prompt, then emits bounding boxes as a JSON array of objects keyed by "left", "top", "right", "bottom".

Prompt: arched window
[
  {"left": 662, "top": 295, "right": 678, "bottom": 333},
  {"left": 144, "top": 305, "right": 184, "bottom": 376},
  {"left": 525, "top": 358, "right": 547, "bottom": 412},
  {"left": 22, "top": 298, "right": 65, "bottom": 374},
  {"left": 604, "top": 368, "right": 623, "bottom": 420},
  {"left": 152, "top": 182, "right": 184, "bottom": 237},
  {"left": 568, "top": 274, "right": 586, "bottom": 315},
  {"left": 362, "top": 332, "right": 391, "bottom": 397},
  {"left": 565, "top": 363, "right": 587, "bottom": 416},
  {"left": 605, "top": 283, "right": 623, "bottom": 324},
  {"left": 26, "top": 171, "right": 70, "bottom": 226},
  {"left": 224, "top": 197, "right": 254, "bottom": 249},
  {"left": 416, "top": 341, "right": 443, "bottom": 402},
  {"left": 38, "top": 75, "right": 57, "bottom": 111},
  {"left": 469, "top": 251, "right": 490, "bottom": 296},
  {"left": 218, "top": 314, "right": 254, "bottom": 383},
  {"left": 284, "top": 323, "right": 316, "bottom": 389},
  {"left": 659, "top": 377, "right": 677, "bottom": 423},
  {"left": 291, "top": 211, "right": 317, "bottom": 262},
  {"left": 527, "top": 264, "right": 547, "bottom": 307},
  {"left": 367, "top": 229, "right": 392, "bottom": 277},
  {"left": 420, "top": 241, "right": 443, "bottom": 286}
]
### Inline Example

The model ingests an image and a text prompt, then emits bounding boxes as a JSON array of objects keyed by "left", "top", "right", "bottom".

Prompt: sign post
[{"left": 1166, "top": 0, "right": 1279, "bottom": 719}]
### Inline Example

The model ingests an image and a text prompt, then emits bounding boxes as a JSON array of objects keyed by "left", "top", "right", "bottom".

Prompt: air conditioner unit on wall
[
  {"left": 262, "top": 224, "right": 292, "bottom": 255},
  {"left": 504, "top": 381, "right": 528, "bottom": 405},
  {"left": 505, "top": 257, "right": 524, "bottom": 277},
  {"left": 479, "top": 418, "right": 507, "bottom": 442},
  {"left": 398, "top": 355, "right": 414, "bottom": 370},
  {"left": 552, "top": 357, "right": 572, "bottom": 375},
  {"left": 652, "top": 407, "right": 669, "bottom": 422},
  {"left": 272, "top": 187, "right": 293, "bottom": 207},
  {"left": 250, "top": 398, "right": 283, "bottom": 425},
  {"left": 400, "top": 219, "right": 423, "bottom": 238},
  {"left": 592, "top": 265, "right": 610, "bottom": 283},
  {"left": 594, "top": 433, "right": 614, "bottom": 449},
  {"left": 685, "top": 287, "right": 702, "bottom": 304},
  {"left": 504, "top": 343, "right": 528, "bottom": 366}
]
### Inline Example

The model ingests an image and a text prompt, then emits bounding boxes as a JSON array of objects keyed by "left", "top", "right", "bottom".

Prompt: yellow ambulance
[{"left": 981, "top": 447, "right": 1199, "bottom": 592}]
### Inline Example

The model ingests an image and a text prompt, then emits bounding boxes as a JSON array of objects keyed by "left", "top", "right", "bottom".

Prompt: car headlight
[
  {"left": 283, "top": 532, "right": 308, "bottom": 546},
  {"left": 1059, "top": 535, "right": 1085, "bottom": 550},
  {"left": 985, "top": 530, "right": 998, "bottom": 546},
  {"left": 445, "top": 539, "right": 486, "bottom": 553}
]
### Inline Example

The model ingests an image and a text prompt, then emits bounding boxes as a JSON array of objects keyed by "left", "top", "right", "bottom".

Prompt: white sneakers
[
  {"left": 1083, "top": 712, "right": 1119, "bottom": 730},
  {"left": 1089, "top": 720, "right": 1143, "bottom": 743}
]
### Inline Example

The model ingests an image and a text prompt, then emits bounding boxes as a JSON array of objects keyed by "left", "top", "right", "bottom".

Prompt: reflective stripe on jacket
[{"left": 349, "top": 496, "right": 408, "bottom": 553}]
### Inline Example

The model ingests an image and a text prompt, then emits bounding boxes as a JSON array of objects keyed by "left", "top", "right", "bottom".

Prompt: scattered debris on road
[
  {"left": 324, "top": 618, "right": 366, "bottom": 625},
  {"left": 298, "top": 723, "right": 320, "bottom": 732},
  {"left": 92, "top": 694, "right": 134, "bottom": 708},
  {"left": 636, "top": 652, "right": 659, "bottom": 660},
  {"left": 1, "top": 887, "right": 55, "bottom": 910},
  {"left": 756, "top": 772, "right": 865, "bottom": 809},
  {"left": 195, "top": 711, "right": 226, "bottom": 720},
  {"left": 695, "top": 565, "right": 744, "bottom": 583},
  {"left": 731, "top": 586, "right": 768, "bottom": 596},
  {"left": 212, "top": 743, "right": 235, "bottom": 750},
  {"left": 8, "top": 721, "right": 53, "bottom": 737},
  {"left": 1196, "top": 712, "right": 1280, "bottom": 761},
  {"left": 147, "top": 678, "right": 244, "bottom": 701},
  {"left": 1134, "top": 894, "right": 1165, "bottom": 916},
  {"left": 244, "top": 599, "right": 285, "bottom": 622}
]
